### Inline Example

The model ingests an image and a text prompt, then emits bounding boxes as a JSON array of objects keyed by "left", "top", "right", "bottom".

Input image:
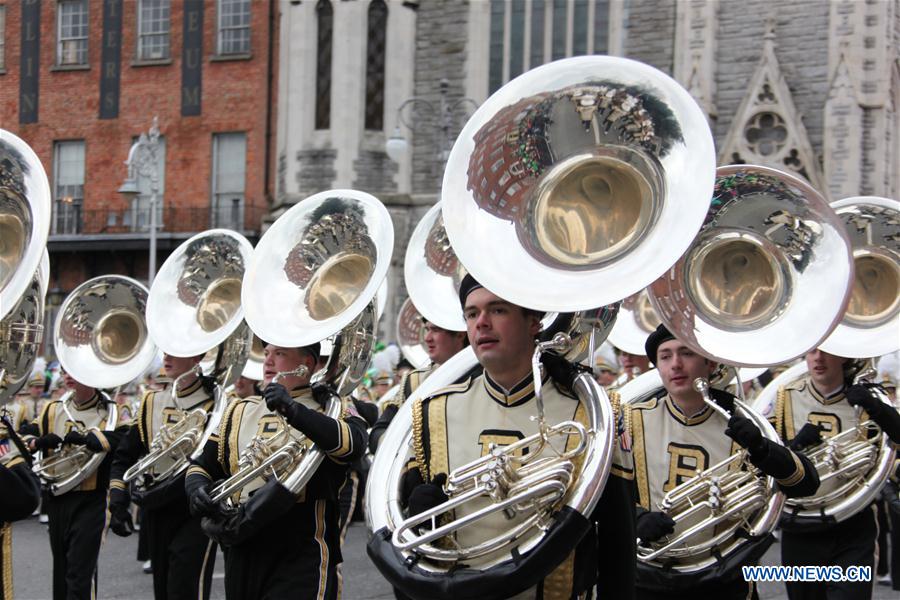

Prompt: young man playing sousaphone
[
  {"left": 109, "top": 353, "right": 218, "bottom": 600},
  {"left": 184, "top": 341, "right": 368, "bottom": 600},
  {"left": 20, "top": 371, "right": 126, "bottom": 600},
  {"left": 392, "top": 274, "right": 636, "bottom": 600},
  {"left": 369, "top": 317, "right": 469, "bottom": 453},
  {"left": 625, "top": 325, "right": 819, "bottom": 600},
  {"left": 774, "top": 348, "right": 900, "bottom": 600}
]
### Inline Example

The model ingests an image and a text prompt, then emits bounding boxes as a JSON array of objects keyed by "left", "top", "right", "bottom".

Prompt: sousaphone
[
  {"left": 208, "top": 189, "right": 393, "bottom": 505},
  {"left": 124, "top": 230, "right": 253, "bottom": 490},
  {"left": 1, "top": 129, "right": 51, "bottom": 405},
  {"left": 368, "top": 55, "right": 716, "bottom": 599},
  {"left": 625, "top": 165, "right": 854, "bottom": 576},
  {"left": 752, "top": 195, "right": 899, "bottom": 527},
  {"left": 35, "top": 275, "right": 157, "bottom": 495}
]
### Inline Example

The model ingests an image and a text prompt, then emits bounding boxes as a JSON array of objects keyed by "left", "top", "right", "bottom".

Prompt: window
[
  {"left": 488, "top": 0, "right": 609, "bottom": 94},
  {"left": 0, "top": 5, "right": 6, "bottom": 70},
  {"left": 217, "top": 0, "right": 251, "bottom": 55},
  {"left": 211, "top": 133, "right": 247, "bottom": 230},
  {"left": 53, "top": 141, "right": 85, "bottom": 234},
  {"left": 315, "top": 0, "right": 333, "bottom": 130},
  {"left": 137, "top": 0, "right": 170, "bottom": 61},
  {"left": 129, "top": 136, "right": 166, "bottom": 232},
  {"left": 57, "top": 0, "right": 88, "bottom": 66},
  {"left": 364, "top": 0, "right": 387, "bottom": 131}
]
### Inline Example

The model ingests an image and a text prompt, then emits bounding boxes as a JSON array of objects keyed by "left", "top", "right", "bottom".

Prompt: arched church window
[
  {"left": 315, "top": 0, "right": 333, "bottom": 130},
  {"left": 365, "top": 0, "right": 388, "bottom": 131}
]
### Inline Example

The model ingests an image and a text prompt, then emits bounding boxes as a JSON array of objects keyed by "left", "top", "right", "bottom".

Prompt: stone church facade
[{"left": 274, "top": 0, "right": 899, "bottom": 341}]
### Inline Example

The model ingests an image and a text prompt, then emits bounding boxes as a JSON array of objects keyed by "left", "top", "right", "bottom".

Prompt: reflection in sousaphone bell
[
  {"left": 650, "top": 164, "right": 854, "bottom": 367},
  {"left": 244, "top": 190, "right": 392, "bottom": 349},
  {"left": 396, "top": 297, "right": 429, "bottom": 369},
  {"left": 404, "top": 202, "right": 467, "bottom": 332},
  {"left": 820, "top": 196, "right": 900, "bottom": 358},
  {"left": 607, "top": 289, "right": 661, "bottom": 356},
  {"left": 444, "top": 55, "right": 715, "bottom": 311},
  {"left": 54, "top": 275, "right": 157, "bottom": 389}
]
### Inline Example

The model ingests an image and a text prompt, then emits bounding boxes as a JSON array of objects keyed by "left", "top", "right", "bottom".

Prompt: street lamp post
[
  {"left": 385, "top": 79, "right": 479, "bottom": 173},
  {"left": 118, "top": 117, "right": 161, "bottom": 283}
]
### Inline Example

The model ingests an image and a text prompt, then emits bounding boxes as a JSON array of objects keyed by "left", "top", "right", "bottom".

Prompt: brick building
[{"left": 0, "top": 0, "right": 276, "bottom": 355}]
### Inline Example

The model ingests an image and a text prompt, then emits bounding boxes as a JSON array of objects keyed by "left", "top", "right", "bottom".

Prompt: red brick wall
[{"left": 0, "top": 0, "right": 276, "bottom": 235}]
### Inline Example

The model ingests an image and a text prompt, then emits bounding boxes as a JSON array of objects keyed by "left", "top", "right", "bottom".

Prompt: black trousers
[
  {"left": 781, "top": 506, "right": 877, "bottom": 600},
  {"left": 145, "top": 502, "right": 217, "bottom": 600},
  {"left": 636, "top": 579, "right": 757, "bottom": 600},
  {"left": 45, "top": 490, "right": 106, "bottom": 600},
  {"left": 224, "top": 499, "right": 341, "bottom": 600}
]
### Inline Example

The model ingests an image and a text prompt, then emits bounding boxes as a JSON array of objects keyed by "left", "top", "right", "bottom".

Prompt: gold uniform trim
[
  {"left": 137, "top": 390, "right": 155, "bottom": 448},
  {"left": 217, "top": 396, "right": 243, "bottom": 471},
  {"left": 4, "top": 457, "right": 24, "bottom": 470},
  {"left": 426, "top": 397, "right": 450, "bottom": 479},
  {"left": 412, "top": 398, "right": 427, "bottom": 480},
  {"left": 631, "top": 399, "right": 655, "bottom": 510},
  {"left": 314, "top": 499, "right": 329, "bottom": 600},
  {"left": 2, "top": 522, "right": 12, "bottom": 600},
  {"left": 93, "top": 431, "right": 111, "bottom": 453},
  {"left": 226, "top": 401, "right": 250, "bottom": 477},
  {"left": 776, "top": 451, "right": 805, "bottom": 487},
  {"left": 109, "top": 480, "right": 127, "bottom": 491}
]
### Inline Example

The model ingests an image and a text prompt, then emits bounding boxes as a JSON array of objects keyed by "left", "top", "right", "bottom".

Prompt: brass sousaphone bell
[
  {"left": 624, "top": 165, "right": 855, "bottom": 575},
  {"left": 124, "top": 230, "right": 254, "bottom": 490},
  {"left": 209, "top": 189, "right": 393, "bottom": 505},
  {"left": 752, "top": 195, "right": 899, "bottom": 527},
  {"left": 0, "top": 129, "right": 51, "bottom": 405},
  {"left": 368, "top": 55, "right": 716, "bottom": 599},
  {"left": 35, "top": 275, "right": 157, "bottom": 495}
]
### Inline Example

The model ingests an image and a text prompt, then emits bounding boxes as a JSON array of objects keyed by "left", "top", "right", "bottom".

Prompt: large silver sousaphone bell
[
  {"left": 820, "top": 196, "right": 899, "bottom": 358},
  {"left": 650, "top": 165, "right": 854, "bottom": 366},
  {"left": 54, "top": 276, "right": 157, "bottom": 389}
]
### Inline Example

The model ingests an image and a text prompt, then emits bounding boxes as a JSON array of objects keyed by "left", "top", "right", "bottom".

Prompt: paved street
[{"left": 10, "top": 515, "right": 896, "bottom": 599}]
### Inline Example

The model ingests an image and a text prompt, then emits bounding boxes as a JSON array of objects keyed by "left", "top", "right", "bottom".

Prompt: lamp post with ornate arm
[
  {"left": 385, "top": 78, "right": 479, "bottom": 174},
  {"left": 117, "top": 117, "right": 161, "bottom": 283}
]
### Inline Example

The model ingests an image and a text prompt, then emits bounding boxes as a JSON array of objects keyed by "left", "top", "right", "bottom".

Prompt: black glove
[
  {"left": 845, "top": 384, "right": 883, "bottom": 416},
  {"left": 63, "top": 430, "right": 105, "bottom": 453},
  {"left": 636, "top": 510, "right": 676, "bottom": 544},
  {"left": 789, "top": 423, "right": 823, "bottom": 451},
  {"left": 725, "top": 415, "right": 767, "bottom": 457},
  {"left": 407, "top": 473, "right": 448, "bottom": 517},
  {"left": 108, "top": 488, "right": 134, "bottom": 537},
  {"left": 189, "top": 482, "right": 221, "bottom": 519},
  {"left": 541, "top": 352, "right": 587, "bottom": 391},
  {"left": 19, "top": 422, "right": 39, "bottom": 437},
  {"left": 33, "top": 433, "right": 63, "bottom": 452},
  {"left": 263, "top": 383, "right": 299, "bottom": 419},
  {"left": 311, "top": 381, "right": 337, "bottom": 408},
  {"left": 200, "top": 479, "right": 295, "bottom": 547}
]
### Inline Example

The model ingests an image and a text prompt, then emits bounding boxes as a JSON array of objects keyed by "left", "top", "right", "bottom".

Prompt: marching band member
[
  {"left": 16, "top": 372, "right": 47, "bottom": 423},
  {"left": 23, "top": 372, "right": 126, "bottom": 600},
  {"left": 231, "top": 375, "right": 260, "bottom": 401},
  {"left": 368, "top": 318, "right": 469, "bottom": 453},
  {"left": 185, "top": 342, "right": 368, "bottom": 600},
  {"left": 625, "top": 325, "right": 819, "bottom": 600},
  {"left": 401, "top": 275, "right": 635, "bottom": 599},
  {"left": 774, "top": 348, "right": 900, "bottom": 600},
  {"left": 109, "top": 353, "right": 218, "bottom": 600},
  {"left": 0, "top": 419, "right": 40, "bottom": 600}
]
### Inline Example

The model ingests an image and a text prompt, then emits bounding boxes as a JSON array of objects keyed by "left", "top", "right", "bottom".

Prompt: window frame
[
  {"left": 52, "top": 140, "right": 86, "bottom": 235},
  {"left": 136, "top": 0, "right": 172, "bottom": 63},
  {"left": 0, "top": 5, "right": 7, "bottom": 73},
  {"left": 56, "top": 0, "right": 89, "bottom": 67},
  {"left": 210, "top": 132, "right": 247, "bottom": 231},
  {"left": 216, "top": 0, "right": 252, "bottom": 57}
]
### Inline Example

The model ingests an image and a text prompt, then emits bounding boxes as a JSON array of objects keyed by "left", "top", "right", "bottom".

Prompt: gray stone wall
[
  {"left": 715, "top": 1, "right": 830, "bottom": 158},
  {"left": 410, "top": 0, "right": 470, "bottom": 196},
  {"left": 622, "top": 0, "right": 677, "bottom": 75},
  {"left": 353, "top": 150, "right": 399, "bottom": 195},
  {"left": 295, "top": 148, "right": 337, "bottom": 197}
]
